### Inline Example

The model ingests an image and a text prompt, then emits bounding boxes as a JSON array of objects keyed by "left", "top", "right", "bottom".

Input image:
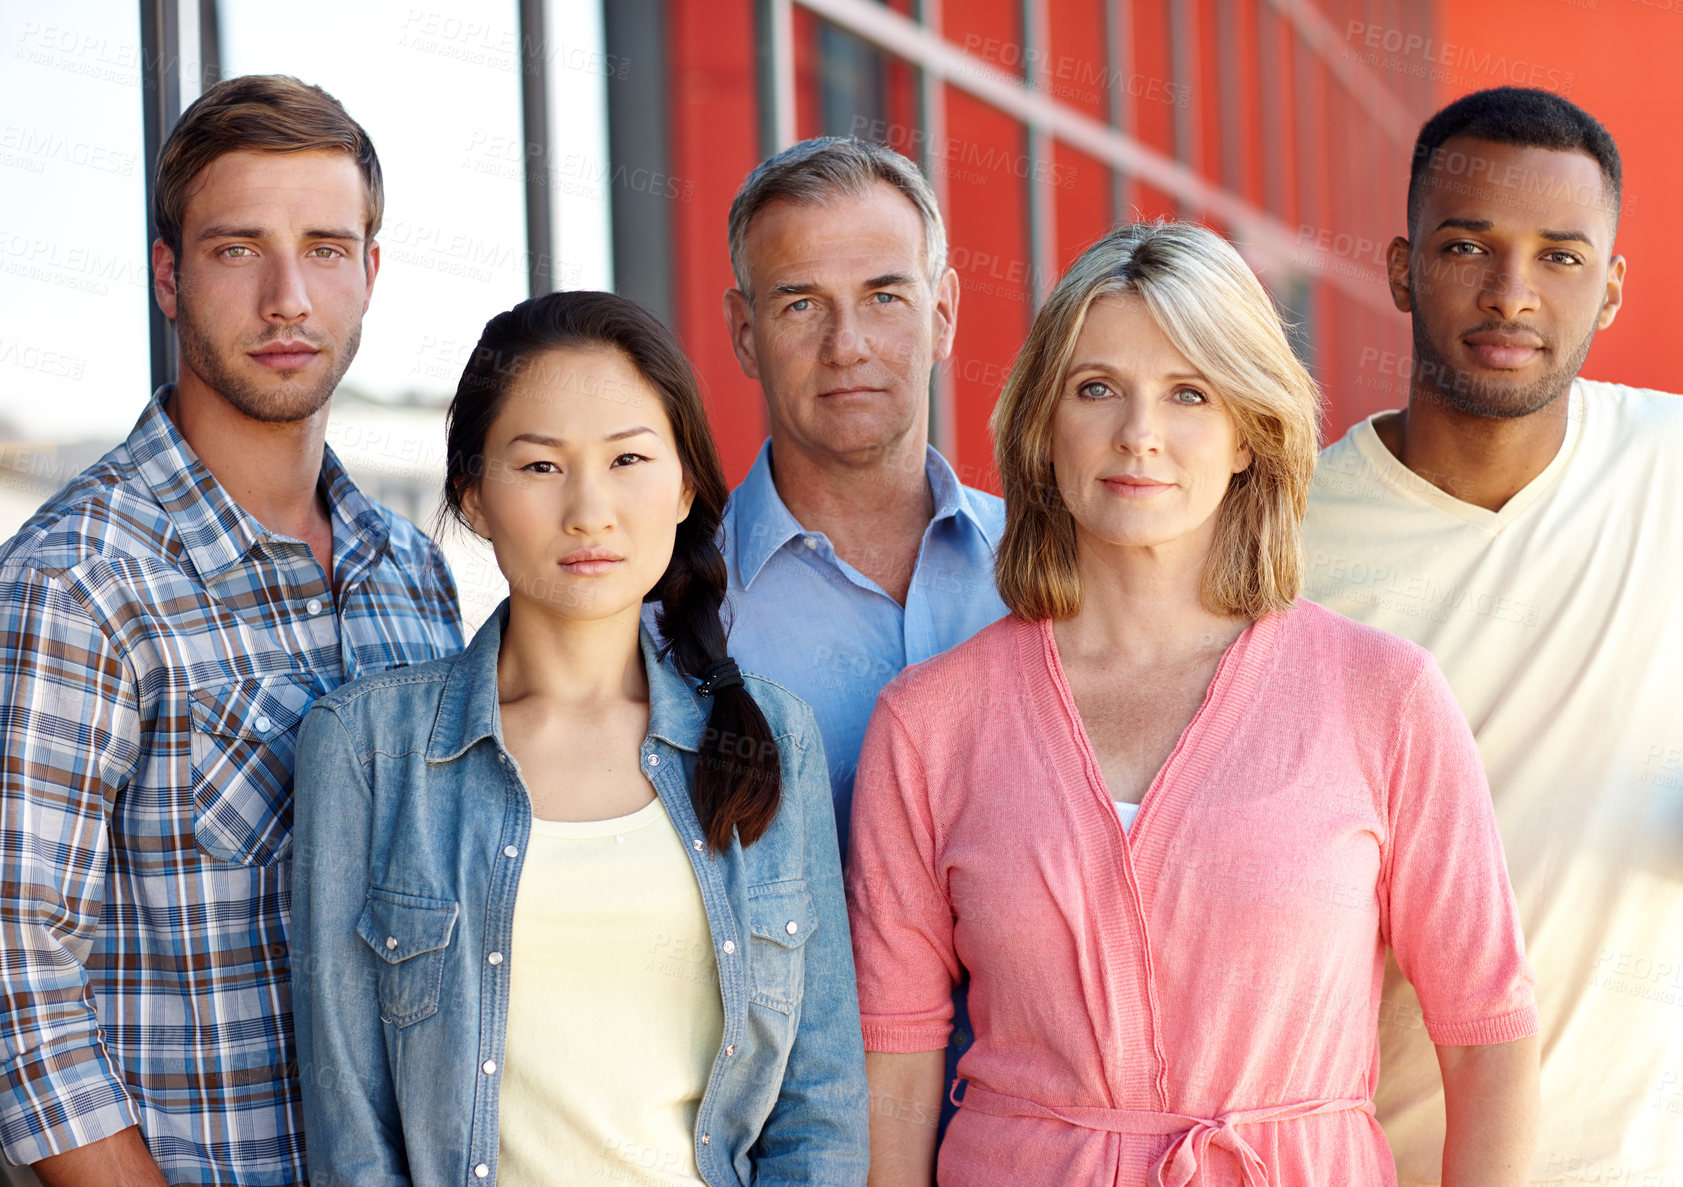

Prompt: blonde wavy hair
[{"left": 991, "top": 220, "right": 1322, "bottom": 622}]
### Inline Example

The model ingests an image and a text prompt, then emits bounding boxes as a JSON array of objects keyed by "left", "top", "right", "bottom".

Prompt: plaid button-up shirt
[{"left": 0, "top": 390, "right": 463, "bottom": 1183}]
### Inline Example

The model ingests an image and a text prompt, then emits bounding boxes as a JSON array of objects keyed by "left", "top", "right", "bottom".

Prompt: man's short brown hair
[{"left": 153, "top": 74, "right": 383, "bottom": 257}]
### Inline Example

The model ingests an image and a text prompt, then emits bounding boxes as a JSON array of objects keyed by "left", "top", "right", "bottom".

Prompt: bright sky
[{"left": 0, "top": 0, "right": 610, "bottom": 443}]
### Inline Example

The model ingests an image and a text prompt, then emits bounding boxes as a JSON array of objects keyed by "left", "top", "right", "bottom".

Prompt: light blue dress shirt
[{"left": 718, "top": 439, "right": 1007, "bottom": 859}]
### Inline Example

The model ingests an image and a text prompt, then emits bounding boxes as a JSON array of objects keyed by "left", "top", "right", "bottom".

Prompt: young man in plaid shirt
[{"left": 0, "top": 76, "right": 462, "bottom": 1185}]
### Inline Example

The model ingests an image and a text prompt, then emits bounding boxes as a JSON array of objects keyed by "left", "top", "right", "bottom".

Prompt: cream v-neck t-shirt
[{"left": 1304, "top": 379, "right": 1683, "bottom": 1183}]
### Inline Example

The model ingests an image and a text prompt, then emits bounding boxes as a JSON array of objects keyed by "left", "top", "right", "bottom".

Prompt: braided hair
[{"left": 442, "top": 291, "right": 782, "bottom": 850}]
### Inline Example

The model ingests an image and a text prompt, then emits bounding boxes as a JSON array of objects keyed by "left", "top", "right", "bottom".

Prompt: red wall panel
[
  {"left": 940, "top": 89, "right": 1030, "bottom": 491},
  {"left": 1434, "top": 2, "right": 1683, "bottom": 396},
  {"left": 1047, "top": 0, "right": 1110, "bottom": 122},
  {"left": 1130, "top": 0, "right": 1178, "bottom": 217},
  {"left": 1055, "top": 144, "right": 1113, "bottom": 271},
  {"left": 669, "top": 0, "right": 766, "bottom": 483},
  {"left": 938, "top": 0, "right": 1031, "bottom": 489}
]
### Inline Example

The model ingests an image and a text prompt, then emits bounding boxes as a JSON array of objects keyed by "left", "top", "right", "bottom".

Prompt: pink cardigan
[{"left": 846, "top": 602, "right": 1537, "bottom": 1185}]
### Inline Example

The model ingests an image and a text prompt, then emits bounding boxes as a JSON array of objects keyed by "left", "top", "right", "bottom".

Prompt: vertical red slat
[
  {"left": 794, "top": 8, "right": 823, "bottom": 141},
  {"left": 670, "top": 0, "right": 766, "bottom": 483},
  {"left": 1048, "top": 0, "right": 1112, "bottom": 268},
  {"left": 1131, "top": 0, "right": 1177, "bottom": 217},
  {"left": 940, "top": 0, "right": 1029, "bottom": 490}
]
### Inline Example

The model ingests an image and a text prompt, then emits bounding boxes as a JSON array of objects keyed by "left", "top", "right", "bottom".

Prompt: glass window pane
[
  {"left": 0, "top": 0, "right": 149, "bottom": 532},
  {"left": 220, "top": 2, "right": 541, "bottom": 628}
]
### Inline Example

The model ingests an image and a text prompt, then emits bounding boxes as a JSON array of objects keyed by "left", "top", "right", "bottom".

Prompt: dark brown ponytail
[{"left": 442, "top": 291, "right": 782, "bottom": 851}]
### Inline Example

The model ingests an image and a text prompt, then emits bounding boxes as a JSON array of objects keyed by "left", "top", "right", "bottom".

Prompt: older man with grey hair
[
  {"left": 716, "top": 135, "right": 1005, "bottom": 1133},
  {"left": 719, "top": 136, "right": 1004, "bottom": 855}
]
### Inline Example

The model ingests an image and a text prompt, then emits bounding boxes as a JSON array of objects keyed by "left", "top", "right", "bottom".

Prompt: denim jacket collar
[{"left": 427, "top": 599, "right": 710, "bottom": 763}]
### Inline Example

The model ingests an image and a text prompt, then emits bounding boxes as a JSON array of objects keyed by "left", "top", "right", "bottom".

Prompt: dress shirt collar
[
  {"left": 429, "top": 599, "right": 709, "bottom": 763},
  {"left": 131, "top": 385, "right": 390, "bottom": 583},
  {"left": 729, "top": 437, "right": 1000, "bottom": 590}
]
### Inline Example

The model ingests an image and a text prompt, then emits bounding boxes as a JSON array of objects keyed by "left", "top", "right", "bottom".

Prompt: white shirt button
[
  {"left": 803, "top": 536, "right": 818, "bottom": 549},
  {"left": 785, "top": 920, "right": 799, "bottom": 935},
  {"left": 503, "top": 845, "right": 518, "bottom": 858},
  {"left": 487, "top": 951, "right": 503, "bottom": 965},
  {"left": 701, "top": 1134, "right": 710, "bottom": 1145},
  {"left": 692, "top": 839, "right": 703, "bottom": 851},
  {"left": 305, "top": 598, "right": 324, "bottom": 615},
  {"left": 646, "top": 753, "right": 660, "bottom": 766},
  {"left": 722, "top": 940, "right": 735, "bottom": 955},
  {"left": 482, "top": 1059, "right": 497, "bottom": 1074},
  {"left": 725, "top": 1044, "right": 735, "bottom": 1056},
  {"left": 384, "top": 936, "right": 397, "bottom": 950},
  {"left": 474, "top": 1165, "right": 489, "bottom": 1179},
  {"left": 254, "top": 715, "right": 271, "bottom": 734}
]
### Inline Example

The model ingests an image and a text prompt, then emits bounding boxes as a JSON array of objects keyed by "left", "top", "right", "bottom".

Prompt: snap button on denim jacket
[{"left": 290, "top": 601, "right": 869, "bottom": 1186}]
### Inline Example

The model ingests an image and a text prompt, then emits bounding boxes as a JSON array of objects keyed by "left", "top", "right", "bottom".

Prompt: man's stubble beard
[
  {"left": 1409, "top": 293, "right": 1600, "bottom": 422},
  {"left": 173, "top": 277, "right": 361, "bottom": 424}
]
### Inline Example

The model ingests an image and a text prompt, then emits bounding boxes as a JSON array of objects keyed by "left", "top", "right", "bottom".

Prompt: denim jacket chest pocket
[
  {"left": 356, "top": 889, "right": 459, "bottom": 1027},
  {"left": 747, "top": 880, "right": 817, "bottom": 1014},
  {"left": 187, "top": 674, "right": 316, "bottom": 865}
]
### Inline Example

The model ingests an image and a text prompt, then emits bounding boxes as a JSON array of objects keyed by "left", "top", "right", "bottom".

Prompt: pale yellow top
[
  {"left": 1304, "top": 379, "right": 1683, "bottom": 1183},
  {"left": 496, "top": 796, "right": 723, "bottom": 1187}
]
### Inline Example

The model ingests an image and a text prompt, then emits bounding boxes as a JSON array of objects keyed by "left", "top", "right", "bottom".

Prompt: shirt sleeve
[
  {"left": 1380, "top": 655, "right": 1539, "bottom": 1046},
  {"left": 0, "top": 565, "right": 144, "bottom": 1163},
  {"left": 845, "top": 696, "right": 960, "bottom": 1053}
]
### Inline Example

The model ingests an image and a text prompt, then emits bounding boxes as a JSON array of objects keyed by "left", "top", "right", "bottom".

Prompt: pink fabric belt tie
[{"left": 958, "top": 1083, "right": 1376, "bottom": 1186}]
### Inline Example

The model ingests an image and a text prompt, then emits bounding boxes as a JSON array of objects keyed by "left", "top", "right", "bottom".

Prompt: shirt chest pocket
[
  {"left": 357, "top": 890, "right": 459, "bottom": 1028},
  {"left": 748, "top": 881, "right": 816, "bottom": 1015},
  {"left": 188, "top": 675, "right": 317, "bottom": 865}
]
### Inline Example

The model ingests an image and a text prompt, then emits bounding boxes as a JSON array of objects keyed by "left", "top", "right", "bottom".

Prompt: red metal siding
[
  {"left": 1435, "top": 1, "right": 1682, "bottom": 396},
  {"left": 669, "top": 0, "right": 765, "bottom": 483}
]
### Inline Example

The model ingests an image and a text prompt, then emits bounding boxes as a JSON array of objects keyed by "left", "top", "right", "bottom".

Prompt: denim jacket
[{"left": 290, "top": 601, "right": 868, "bottom": 1186}]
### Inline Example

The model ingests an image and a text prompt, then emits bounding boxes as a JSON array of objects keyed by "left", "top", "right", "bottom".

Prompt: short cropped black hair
[{"left": 1407, "top": 87, "right": 1621, "bottom": 232}]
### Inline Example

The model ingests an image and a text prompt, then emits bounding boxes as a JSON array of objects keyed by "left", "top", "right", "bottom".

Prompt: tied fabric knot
[
  {"left": 956, "top": 1082, "right": 1375, "bottom": 1185},
  {"left": 1154, "top": 1117, "right": 1270, "bottom": 1187}
]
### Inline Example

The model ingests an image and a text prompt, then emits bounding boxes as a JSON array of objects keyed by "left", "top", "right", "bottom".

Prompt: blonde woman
[{"left": 847, "top": 222, "right": 1539, "bottom": 1185}]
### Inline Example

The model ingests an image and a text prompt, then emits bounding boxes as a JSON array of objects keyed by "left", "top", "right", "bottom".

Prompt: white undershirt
[{"left": 1113, "top": 800, "right": 1139, "bottom": 832}]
